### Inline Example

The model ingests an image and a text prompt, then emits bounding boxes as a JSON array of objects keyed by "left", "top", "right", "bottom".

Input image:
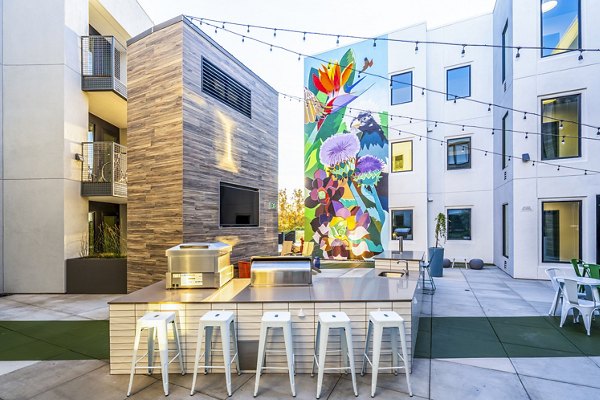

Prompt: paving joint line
[
  {"left": 2, "top": 298, "right": 100, "bottom": 320},
  {"left": 27, "top": 361, "right": 107, "bottom": 399}
]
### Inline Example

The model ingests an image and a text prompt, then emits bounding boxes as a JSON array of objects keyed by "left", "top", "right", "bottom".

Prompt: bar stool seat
[
  {"left": 190, "top": 310, "right": 241, "bottom": 397},
  {"left": 254, "top": 311, "right": 296, "bottom": 397},
  {"left": 127, "top": 311, "right": 184, "bottom": 397},
  {"left": 312, "top": 311, "right": 358, "bottom": 399},
  {"left": 361, "top": 311, "right": 412, "bottom": 397}
]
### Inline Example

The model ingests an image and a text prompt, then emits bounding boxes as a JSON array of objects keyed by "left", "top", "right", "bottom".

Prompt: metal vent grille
[{"left": 201, "top": 57, "right": 251, "bottom": 118}]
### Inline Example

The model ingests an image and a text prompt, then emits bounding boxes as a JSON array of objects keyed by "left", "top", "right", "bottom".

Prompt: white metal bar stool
[
  {"left": 361, "top": 310, "right": 412, "bottom": 397},
  {"left": 254, "top": 311, "right": 296, "bottom": 397},
  {"left": 126, "top": 311, "right": 184, "bottom": 397},
  {"left": 190, "top": 310, "right": 241, "bottom": 397},
  {"left": 311, "top": 311, "right": 358, "bottom": 399}
]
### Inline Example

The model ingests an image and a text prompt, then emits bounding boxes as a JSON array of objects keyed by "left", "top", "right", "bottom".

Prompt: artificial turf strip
[
  {"left": 0, "top": 321, "right": 108, "bottom": 361},
  {"left": 415, "top": 316, "right": 600, "bottom": 359}
]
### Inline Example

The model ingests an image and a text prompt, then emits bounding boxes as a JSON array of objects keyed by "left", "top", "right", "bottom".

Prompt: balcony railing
[
  {"left": 81, "top": 36, "right": 127, "bottom": 99},
  {"left": 81, "top": 142, "right": 127, "bottom": 198}
]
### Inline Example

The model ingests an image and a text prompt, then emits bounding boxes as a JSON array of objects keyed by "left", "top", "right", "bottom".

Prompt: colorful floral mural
[{"left": 304, "top": 39, "right": 389, "bottom": 260}]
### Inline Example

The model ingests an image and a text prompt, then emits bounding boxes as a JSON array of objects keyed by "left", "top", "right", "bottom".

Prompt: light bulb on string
[
  {"left": 525, "top": 132, "right": 529, "bottom": 139},
  {"left": 269, "top": 44, "right": 273, "bottom": 52},
  {"left": 336, "top": 36, "right": 340, "bottom": 46},
  {"left": 516, "top": 47, "right": 521, "bottom": 59},
  {"left": 597, "top": 128, "right": 600, "bottom": 135},
  {"left": 523, "top": 112, "right": 527, "bottom": 120},
  {"left": 557, "top": 165, "right": 561, "bottom": 171},
  {"left": 273, "top": 29, "right": 276, "bottom": 37},
  {"left": 454, "top": 96, "right": 457, "bottom": 104},
  {"left": 221, "top": 22, "right": 225, "bottom": 29},
  {"left": 561, "top": 136, "right": 565, "bottom": 144},
  {"left": 461, "top": 45, "right": 466, "bottom": 57},
  {"left": 421, "top": 88, "right": 425, "bottom": 96},
  {"left": 242, "top": 36, "right": 245, "bottom": 43},
  {"left": 578, "top": 50, "right": 584, "bottom": 61},
  {"left": 297, "top": 53, "right": 301, "bottom": 61},
  {"left": 415, "top": 42, "right": 419, "bottom": 54},
  {"left": 485, "top": 151, "right": 488, "bottom": 156},
  {"left": 488, "top": 104, "right": 491, "bottom": 112},
  {"left": 492, "top": 129, "right": 495, "bottom": 135},
  {"left": 462, "top": 125, "right": 465, "bottom": 131},
  {"left": 532, "top": 161, "right": 535, "bottom": 166},
  {"left": 508, "top": 156, "right": 511, "bottom": 162},
  {"left": 585, "top": 170, "right": 588, "bottom": 175},
  {"left": 247, "top": 25, "right": 250, "bottom": 33},
  {"left": 559, "top": 120, "right": 564, "bottom": 129},
  {"left": 373, "top": 38, "right": 377, "bottom": 47},
  {"left": 410, "top": 118, "right": 413, "bottom": 124},
  {"left": 435, "top": 121, "right": 438, "bottom": 128}
]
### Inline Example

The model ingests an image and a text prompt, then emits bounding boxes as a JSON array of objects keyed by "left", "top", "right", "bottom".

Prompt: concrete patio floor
[{"left": 1, "top": 267, "right": 600, "bottom": 399}]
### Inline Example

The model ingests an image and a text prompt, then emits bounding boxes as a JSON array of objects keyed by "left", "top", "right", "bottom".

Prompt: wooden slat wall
[
  {"left": 109, "top": 300, "right": 415, "bottom": 375},
  {"left": 127, "top": 24, "right": 185, "bottom": 292},
  {"left": 126, "top": 20, "right": 278, "bottom": 292},
  {"left": 181, "top": 23, "right": 278, "bottom": 263}
]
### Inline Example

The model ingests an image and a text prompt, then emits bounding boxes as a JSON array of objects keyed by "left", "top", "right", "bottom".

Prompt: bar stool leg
[
  {"left": 311, "top": 322, "right": 320, "bottom": 378},
  {"left": 391, "top": 327, "right": 399, "bottom": 376},
  {"left": 340, "top": 328, "right": 349, "bottom": 374},
  {"left": 283, "top": 323, "right": 296, "bottom": 397},
  {"left": 253, "top": 324, "right": 268, "bottom": 397},
  {"left": 315, "top": 325, "right": 329, "bottom": 399},
  {"left": 147, "top": 327, "right": 155, "bottom": 375},
  {"left": 361, "top": 321, "right": 372, "bottom": 376},
  {"left": 398, "top": 325, "right": 413, "bottom": 397},
  {"left": 127, "top": 324, "right": 142, "bottom": 397},
  {"left": 172, "top": 321, "right": 185, "bottom": 375},
  {"left": 190, "top": 323, "right": 204, "bottom": 396},
  {"left": 344, "top": 327, "right": 358, "bottom": 397},
  {"left": 370, "top": 323, "right": 384, "bottom": 398},
  {"left": 156, "top": 321, "right": 170, "bottom": 396},
  {"left": 231, "top": 320, "right": 241, "bottom": 375},
  {"left": 221, "top": 322, "right": 233, "bottom": 396},
  {"left": 204, "top": 326, "right": 213, "bottom": 374}
]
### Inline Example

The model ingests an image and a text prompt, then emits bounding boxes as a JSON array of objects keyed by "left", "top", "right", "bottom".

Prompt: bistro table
[{"left": 556, "top": 276, "right": 600, "bottom": 302}]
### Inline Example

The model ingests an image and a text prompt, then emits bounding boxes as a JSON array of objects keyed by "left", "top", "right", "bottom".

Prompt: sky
[{"left": 138, "top": 0, "right": 497, "bottom": 192}]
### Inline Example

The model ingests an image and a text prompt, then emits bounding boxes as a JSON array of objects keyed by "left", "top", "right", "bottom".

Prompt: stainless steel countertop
[
  {"left": 373, "top": 251, "right": 425, "bottom": 261},
  {"left": 110, "top": 268, "right": 419, "bottom": 304}
]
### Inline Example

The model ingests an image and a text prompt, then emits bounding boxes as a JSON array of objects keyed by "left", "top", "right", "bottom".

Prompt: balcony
[
  {"left": 81, "top": 142, "right": 127, "bottom": 202},
  {"left": 81, "top": 36, "right": 127, "bottom": 100}
]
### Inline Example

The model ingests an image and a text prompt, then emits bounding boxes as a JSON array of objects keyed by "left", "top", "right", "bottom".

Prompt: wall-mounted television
[{"left": 219, "top": 182, "right": 259, "bottom": 227}]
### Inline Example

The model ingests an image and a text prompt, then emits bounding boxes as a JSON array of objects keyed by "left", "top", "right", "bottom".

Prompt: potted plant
[
  {"left": 66, "top": 224, "right": 127, "bottom": 293},
  {"left": 429, "top": 212, "right": 446, "bottom": 277}
]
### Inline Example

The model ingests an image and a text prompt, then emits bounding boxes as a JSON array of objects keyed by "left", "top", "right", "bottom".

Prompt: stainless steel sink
[{"left": 379, "top": 271, "right": 406, "bottom": 278}]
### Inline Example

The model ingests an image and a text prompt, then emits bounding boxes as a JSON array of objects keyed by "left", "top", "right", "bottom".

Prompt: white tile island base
[{"left": 109, "top": 268, "right": 424, "bottom": 375}]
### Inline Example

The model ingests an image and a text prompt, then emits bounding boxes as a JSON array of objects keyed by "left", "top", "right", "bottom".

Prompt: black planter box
[{"left": 66, "top": 257, "right": 127, "bottom": 294}]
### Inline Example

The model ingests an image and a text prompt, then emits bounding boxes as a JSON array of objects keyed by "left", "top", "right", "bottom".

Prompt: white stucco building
[
  {"left": 0, "top": 0, "right": 153, "bottom": 293},
  {"left": 385, "top": 0, "right": 599, "bottom": 279}
]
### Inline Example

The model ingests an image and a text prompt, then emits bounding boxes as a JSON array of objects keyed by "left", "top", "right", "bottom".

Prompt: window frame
[
  {"left": 502, "top": 203, "right": 509, "bottom": 258},
  {"left": 446, "top": 65, "right": 471, "bottom": 101},
  {"left": 391, "top": 140, "right": 414, "bottom": 173},
  {"left": 447, "top": 208, "right": 472, "bottom": 241},
  {"left": 540, "top": 93, "right": 581, "bottom": 161},
  {"left": 502, "top": 112, "right": 509, "bottom": 169},
  {"left": 541, "top": 200, "right": 582, "bottom": 264},
  {"left": 447, "top": 136, "right": 472, "bottom": 170},
  {"left": 540, "top": 0, "right": 582, "bottom": 58},
  {"left": 502, "top": 20, "right": 508, "bottom": 83},
  {"left": 391, "top": 209, "right": 414, "bottom": 241},
  {"left": 390, "top": 71, "right": 413, "bottom": 105}
]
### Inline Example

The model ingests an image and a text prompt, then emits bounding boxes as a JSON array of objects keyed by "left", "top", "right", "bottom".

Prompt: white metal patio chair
[
  {"left": 559, "top": 278, "right": 600, "bottom": 336},
  {"left": 545, "top": 268, "right": 565, "bottom": 316}
]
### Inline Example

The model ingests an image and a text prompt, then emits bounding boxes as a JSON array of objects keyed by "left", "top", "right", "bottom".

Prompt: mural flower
[
  {"left": 319, "top": 133, "right": 360, "bottom": 180},
  {"left": 312, "top": 61, "right": 354, "bottom": 96},
  {"left": 305, "top": 169, "right": 345, "bottom": 224},
  {"left": 355, "top": 155, "right": 384, "bottom": 187},
  {"left": 311, "top": 206, "right": 372, "bottom": 260}
]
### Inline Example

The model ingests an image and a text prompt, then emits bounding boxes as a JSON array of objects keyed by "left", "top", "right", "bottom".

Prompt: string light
[
  {"left": 485, "top": 151, "right": 488, "bottom": 156},
  {"left": 336, "top": 35, "right": 340, "bottom": 46},
  {"left": 525, "top": 132, "right": 529, "bottom": 139},
  {"left": 462, "top": 125, "right": 465, "bottom": 131},
  {"left": 435, "top": 122, "right": 438, "bottom": 128},
  {"left": 578, "top": 50, "right": 584, "bottom": 61},
  {"left": 523, "top": 112, "right": 527, "bottom": 120},
  {"left": 194, "top": 17, "right": 600, "bottom": 135},
  {"left": 559, "top": 120, "right": 564, "bottom": 130},
  {"left": 515, "top": 47, "right": 521, "bottom": 59},
  {"left": 214, "top": 27, "right": 218, "bottom": 34},
  {"left": 269, "top": 44, "right": 273, "bottom": 52},
  {"left": 373, "top": 38, "right": 377, "bottom": 47},
  {"left": 461, "top": 45, "right": 466, "bottom": 57},
  {"left": 597, "top": 128, "right": 600, "bottom": 135},
  {"left": 247, "top": 25, "right": 250, "bottom": 33},
  {"left": 273, "top": 28, "right": 277, "bottom": 37},
  {"left": 242, "top": 36, "right": 245, "bottom": 42},
  {"left": 492, "top": 129, "right": 495, "bottom": 135},
  {"left": 195, "top": 18, "right": 600, "bottom": 140},
  {"left": 303, "top": 32, "right": 306, "bottom": 41},
  {"left": 222, "top": 22, "right": 225, "bottom": 29},
  {"left": 557, "top": 165, "right": 561, "bottom": 171},
  {"left": 415, "top": 41, "right": 419, "bottom": 54},
  {"left": 421, "top": 88, "right": 425, "bottom": 96},
  {"left": 488, "top": 104, "right": 491, "bottom": 112},
  {"left": 561, "top": 136, "right": 565, "bottom": 144}
]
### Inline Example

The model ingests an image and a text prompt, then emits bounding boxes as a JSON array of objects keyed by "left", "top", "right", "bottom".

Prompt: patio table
[{"left": 556, "top": 276, "right": 600, "bottom": 302}]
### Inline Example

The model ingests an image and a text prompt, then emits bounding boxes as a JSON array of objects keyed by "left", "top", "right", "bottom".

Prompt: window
[
  {"left": 391, "top": 210, "right": 413, "bottom": 240},
  {"left": 502, "top": 112, "right": 509, "bottom": 169},
  {"left": 447, "top": 208, "right": 471, "bottom": 240},
  {"left": 391, "top": 141, "right": 413, "bottom": 172},
  {"left": 446, "top": 65, "right": 471, "bottom": 100},
  {"left": 502, "top": 204, "right": 509, "bottom": 258},
  {"left": 542, "top": 201, "right": 581, "bottom": 263},
  {"left": 391, "top": 71, "right": 412, "bottom": 105},
  {"left": 502, "top": 21, "right": 509, "bottom": 82},
  {"left": 541, "top": 94, "right": 580, "bottom": 160},
  {"left": 202, "top": 57, "right": 252, "bottom": 118},
  {"left": 541, "top": 0, "right": 580, "bottom": 57},
  {"left": 447, "top": 137, "right": 471, "bottom": 170}
]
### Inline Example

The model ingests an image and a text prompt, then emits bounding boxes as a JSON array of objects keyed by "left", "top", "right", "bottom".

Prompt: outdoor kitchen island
[{"left": 109, "top": 267, "right": 424, "bottom": 376}]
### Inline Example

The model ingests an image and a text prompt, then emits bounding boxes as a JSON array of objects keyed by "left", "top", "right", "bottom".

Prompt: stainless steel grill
[
  {"left": 166, "top": 242, "right": 233, "bottom": 289},
  {"left": 250, "top": 257, "right": 315, "bottom": 287}
]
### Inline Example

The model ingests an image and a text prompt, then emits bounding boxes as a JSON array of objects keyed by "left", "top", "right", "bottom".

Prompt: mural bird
[
  {"left": 360, "top": 57, "right": 374, "bottom": 73},
  {"left": 351, "top": 112, "right": 387, "bottom": 161}
]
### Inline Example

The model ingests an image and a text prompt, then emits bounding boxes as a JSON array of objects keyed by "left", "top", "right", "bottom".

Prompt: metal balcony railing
[
  {"left": 81, "top": 142, "right": 127, "bottom": 198},
  {"left": 81, "top": 36, "right": 127, "bottom": 99}
]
